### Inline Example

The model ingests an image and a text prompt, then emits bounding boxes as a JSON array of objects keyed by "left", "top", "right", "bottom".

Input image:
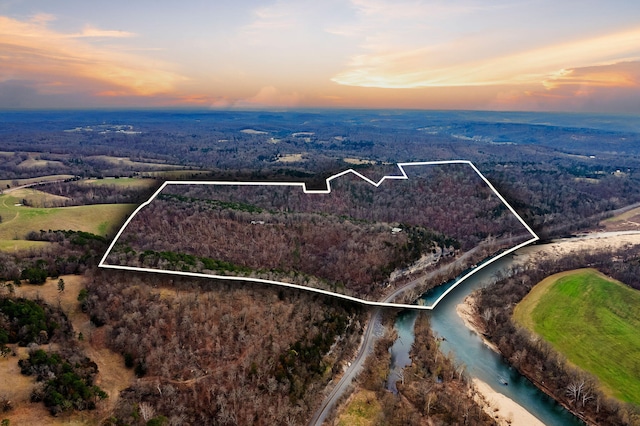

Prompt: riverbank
[
  {"left": 473, "top": 378, "right": 545, "bottom": 426},
  {"left": 457, "top": 297, "right": 547, "bottom": 425},
  {"left": 516, "top": 231, "right": 640, "bottom": 265},
  {"left": 455, "top": 295, "right": 499, "bottom": 353}
]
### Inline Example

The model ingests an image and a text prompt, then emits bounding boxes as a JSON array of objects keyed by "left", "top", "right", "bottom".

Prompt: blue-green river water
[{"left": 389, "top": 254, "right": 584, "bottom": 425}]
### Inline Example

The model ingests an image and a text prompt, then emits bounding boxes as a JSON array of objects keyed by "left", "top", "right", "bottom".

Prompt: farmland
[
  {"left": 0, "top": 189, "right": 134, "bottom": 249},
  {"left": 2, "top": 109, "right": 640, "bottom": 424},
  {"left": 79, "top": 177, "right": 158, "bottom": 189},
  {"left": 514, "top": 268, "right": 640, "bottom": 405}
]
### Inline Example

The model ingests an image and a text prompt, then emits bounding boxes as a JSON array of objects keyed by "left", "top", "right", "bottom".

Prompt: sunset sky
[{"left": 1, "top": 0, "right": 640, "bottom": 111}]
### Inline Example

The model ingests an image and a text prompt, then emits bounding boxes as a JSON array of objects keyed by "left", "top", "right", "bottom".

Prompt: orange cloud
[
  {"left": 490, "top": 61, "right": 640, "bottom": 112},
  {"left": 542, "top": 62, "right": 639, "bottom": 89},
  {"left": 0, "top": 15, "right": 185, "bottom": 99},
  {"left": 332, "top": 27, "right": 640, "bottom": 89}
]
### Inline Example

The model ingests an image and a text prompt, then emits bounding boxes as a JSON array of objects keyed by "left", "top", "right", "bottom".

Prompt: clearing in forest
[
  {"left": 101, "top": 161, "right": 538, "bottom": 309},
  {"left": 0, "top": 189, "right": 135, "bottom": 250},
  {"left": 0, "top": 174, "right": 75, "bottom": 189},
  {"left": 79, "top": 177, "right": 158, "bottom": 189},
  {"left": 514, "top": 268, "right": 640, "bottom": 405}
]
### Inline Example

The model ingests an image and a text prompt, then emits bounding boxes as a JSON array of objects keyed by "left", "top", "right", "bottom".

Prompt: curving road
[
  {"left": 308, "top": 237, "right": 514, "bottom": 425},
  {"left": 308, "top": 307, "right": 383, "bottom": 426},
  {"left": 310, "top": 227, "right": 640, "bottom": 425},
  {"left": 309, "top": 198, "right": 640, "bottom": 425}
]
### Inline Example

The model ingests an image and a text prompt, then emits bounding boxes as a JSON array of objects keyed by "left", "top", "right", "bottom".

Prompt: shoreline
[
  {"left": 457, "top": 291, "right": 595, "bottom": 426},
  {"left": 457, "top": 296, "right": 546, "bottom": 426},
  {"left": 455, "top": 295, "right": 499, "bottom": 353},
  {"left": 472, "top": 378, "right": 545, "bottom": 426}
]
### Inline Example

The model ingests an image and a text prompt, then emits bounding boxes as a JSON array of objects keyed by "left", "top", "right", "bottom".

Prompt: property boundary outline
[{"left": 99, "top": 160, "right": 539, "bottom": 310}]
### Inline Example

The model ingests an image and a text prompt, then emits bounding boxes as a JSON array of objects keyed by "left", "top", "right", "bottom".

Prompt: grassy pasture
[
  {"left": 604, "top": 206, "right": 640, "bottom": 222},
  {"left": 87, "top": 155, "right": 185, "bottom": 170},
  {"left": 140, "top": 169, "right": 211, "bottom": 179},
  {"left": 1, "top": 275, "right": 136, "bottom": 424},
  {"left": 601, "top": 206, "right": 640, "bottom": 231},
  {"left": 8, "top": 187, "right": 70, "bottom": 207},
  {"left": 0, "top": 191, "right": 134, "bottom": 247},
  {"left": 514, "top": 268, "right": 640, "bottom": 405},
  {"left": 0, "top": 174, "right": 75, "bottom": 190},
  {"left": 337, "top": 389, "right": 382, "bottom": 426},
  {"left": 80, "top": 177, "right": 158, "bottom": 189},
  {"left": 0, "top": 239, "right": 50, "bottom": 252},
  {"left": 17, "top": 157, "right": 65, "bottom": 169}
]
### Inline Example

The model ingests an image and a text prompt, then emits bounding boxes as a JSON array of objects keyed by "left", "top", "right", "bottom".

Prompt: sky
[{"left": 1, "top": 0, "right": 640, "bottom": 112}]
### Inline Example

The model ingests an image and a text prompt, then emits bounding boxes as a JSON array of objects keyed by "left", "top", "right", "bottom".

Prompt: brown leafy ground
[
  {"left": 0, "top": 346, "right": 51, "bottom": 425},
  {"left": 2, "top": 274, "right": 134, "bottom": 425}
]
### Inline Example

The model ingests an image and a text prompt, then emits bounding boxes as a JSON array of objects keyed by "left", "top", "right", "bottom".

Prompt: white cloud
[
  {"left": 68, "top": 26, "right": 136, "bottom": 38},
  {"left": 0, "top": 15, "right": 184, "bottom": 97},
  {"left": 331, "top": 25, "right": 640, "bottom": 88}
]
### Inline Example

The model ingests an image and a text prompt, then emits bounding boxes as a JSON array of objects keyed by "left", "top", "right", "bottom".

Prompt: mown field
[
  {"left": 0, "top": 189, "right": 134, "bottom": 250},
  {"left": 87, "top": 155, "right": 185, "bottom": 169},
  {"left": 79, "top": 177, "right": 158, "bottom": 188},
  {"left": 514, "top": 268, "right": 640, "bottom": 405},
  {"left": 0, "top": 174, "right": 75, "bottom": 189},
  {"left": 139, "top": 169, "right": 212, "bottom": 179}
]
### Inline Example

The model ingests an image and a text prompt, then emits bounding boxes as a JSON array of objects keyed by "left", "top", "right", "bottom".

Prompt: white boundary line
[{"left": 99, "top": 161, "right": 539, "bottom": 310}]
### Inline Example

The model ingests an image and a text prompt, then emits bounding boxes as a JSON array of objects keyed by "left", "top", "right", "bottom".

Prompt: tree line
[
  {"left": 473, "top": 247, "right": 640, "bottom": 425},
  {"left": 346, "top": 312, "right": 496, "bottom": 425},
  {"left": 83, "top": 269, "right": 364, "bottom": 425},
  {"left": 0, "top": 295, "right": 107, "bottom": 416},
  {"left": 107, "top": 164, "right": 526, "bottom": 301}
]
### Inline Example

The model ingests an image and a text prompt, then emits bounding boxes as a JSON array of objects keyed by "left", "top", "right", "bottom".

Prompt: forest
[
  {"left": 84, "top": 269, "right": 365, "bottom": 425},
  {"left": 344, "top": 312, "right": 497, "bottom": 425},
  {"left": 2, "top": 110, "right": 640, "bottom": 242},
  {"left": 106, "top": 163, "right": 529, "bottom": 301},
  {"left": 1, "top": 109, "right": 640, "bottom": 424}
]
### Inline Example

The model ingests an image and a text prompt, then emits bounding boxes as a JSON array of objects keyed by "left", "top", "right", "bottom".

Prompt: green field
[
  {"left": 514, "top": 269, "right": 640, "bottom": 404},
  {"left": 80, "top": 177, "right": 158, "bottom": 189},
  {"left": 0, "top": 174, "right": 75, "bottom": 190},
  {"left": 0, "top": 239, "right": 51, "bottom": 252},
  {"left": 140, "top": 169, "right": 212, "bottom": 179},
  {"left": 6, "top": 187, "right": 70, "bottom": 207},
  {"left": 337, "top": 389, "right": 382, "bottom": 426},
  {"left": 0, "top": 191, "right": 134, "bottom": 251}
]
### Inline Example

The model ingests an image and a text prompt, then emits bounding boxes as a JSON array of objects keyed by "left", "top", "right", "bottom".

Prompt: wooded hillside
[{"left": 107, "top": 164, "right": 530, "bottom": 300}]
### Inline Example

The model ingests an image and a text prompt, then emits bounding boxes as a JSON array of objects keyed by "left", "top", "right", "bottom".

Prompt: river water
[{"left": 389, "top": 254, "right": 584, "bottom": 425}]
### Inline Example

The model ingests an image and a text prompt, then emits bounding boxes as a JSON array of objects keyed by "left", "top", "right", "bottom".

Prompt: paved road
[
  {"left": 381, "top": 244, "right": 483, "bottom": 305},
  {"left": 308, "top": 239, "right": 504, "bottom": 425},
  {"left": 308, "top": 201, "right": 640, "bottom": 425},
  {"left": 309, "top": 234, "right": 535, "bottom": 425},
  {"left": 308, "top": 307, "right": 382, "bottom": 426}
]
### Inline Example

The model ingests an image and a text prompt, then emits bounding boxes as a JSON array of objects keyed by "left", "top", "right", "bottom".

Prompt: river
[{"left": 389, "top": 254, "right": 584, "bottom": 425}]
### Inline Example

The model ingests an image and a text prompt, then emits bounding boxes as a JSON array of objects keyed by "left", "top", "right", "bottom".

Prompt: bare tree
[{"left": 139, "top": 402, "right": 156, "bottom": 422}]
